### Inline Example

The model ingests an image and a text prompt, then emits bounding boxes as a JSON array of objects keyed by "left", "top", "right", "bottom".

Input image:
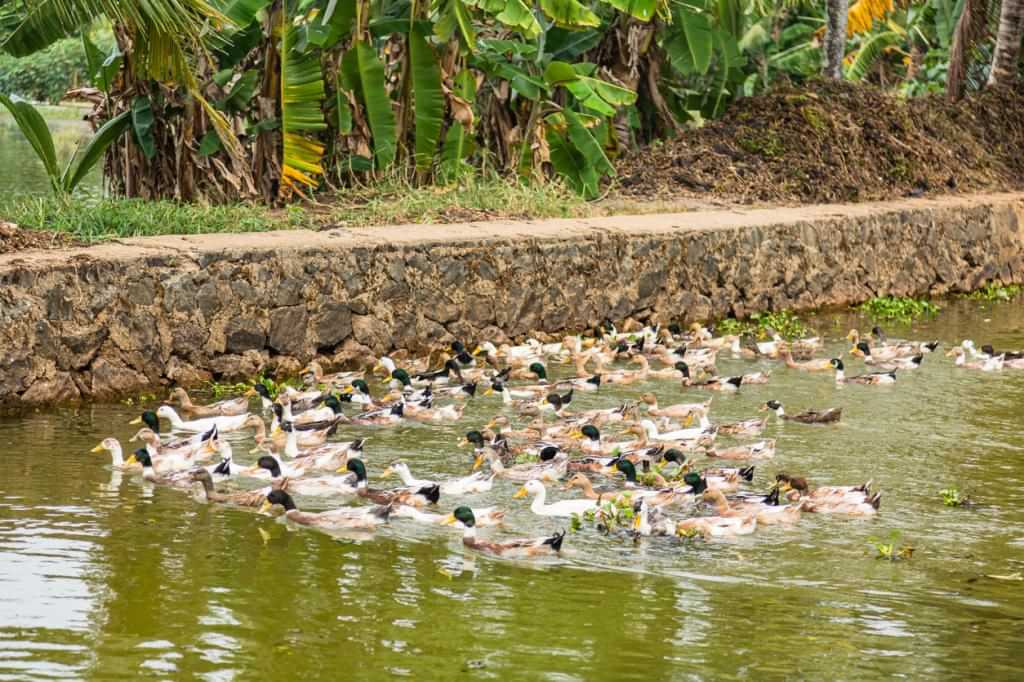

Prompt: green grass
[
  {"left": 1, "top": 196, "right": 303, "bottom": 241},
  {"left": 962, "top": 282, "right": 1022, "bottom": 302},
  {"left": 323, "top": 172, "right": 589, "bottom": 227},
  {"left": 715, "top": 309, "right": 811, "bottom": 340},
  {"left": 855, "top": 296, "right": 939, "bottom": 322},
  {"left": 2, "top": 172, "right": 589, "bottom": 240}
]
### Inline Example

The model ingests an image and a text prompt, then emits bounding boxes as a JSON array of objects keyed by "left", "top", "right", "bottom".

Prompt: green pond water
[
  {"left": 0, "top": 105, "right": 101, "bottom": 201},
  {"left": 2, "top": 301, "right": 1023, "bottom": 680}
]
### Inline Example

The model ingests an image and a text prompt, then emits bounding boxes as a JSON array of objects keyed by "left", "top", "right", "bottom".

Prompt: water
[
  {"left": 0, "top": 105, "right": 101, "bottom": 201},
  {"left": 2, "top": 300, "right": 1023, "bottom": 679}
]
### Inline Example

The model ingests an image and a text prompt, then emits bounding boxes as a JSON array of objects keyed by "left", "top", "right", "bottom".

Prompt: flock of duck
[{"left": 89, "top": 323, "right": 1020, "bottom": 559}]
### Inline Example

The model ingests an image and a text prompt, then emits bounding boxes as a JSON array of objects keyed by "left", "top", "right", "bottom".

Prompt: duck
[
  {"left": 679, "top": 364, "right": 743, "bottom": 391},
  {"left": 251, "top": 456, "right": 359, "bottom": 496},
  {"left": 123, "top": 448, "right": 190, "bottom": 486},
  {"left": 512, "top": 479, "right": 599, "bottom": 517},
  {"left": 560, "top": 473, "right": 641, "bottom": 505},
  {"left": 852, "top": 342, "right": 924, "bottom": 369},
  {"left": 301, "top": 361, "right": 364, "bottom": 388},
  {"left": 830, "top": 359, "right": 896, "bottom": 385},
  {"left": 702, "top": 488, "right": 802, "bottom": 525},
  {"left": 404, "top": 397, "right": 466, "bottom": 424},
  {"left": 346, "top": 459, "right": 440, "bottom": 507},
  {"left": 848, "top": 330, "right": 937, "bottom": 360},
  {"left": 289, "top": 395, "right": 347, "bottom": 426},
  {"left": 637, "top": 417, "right": 716, "bottom": 444},
  {"left": 978, "top": 343, "right": 1024, "bottom": 362},
  {"left": 129, "top": 410, "right": 218, "bottom": 450},
  {"left": 632, "top": 498, "right": 757, "bottom": 539},
  {"left": 761, "top": 400, "right": 841, "bottom": 424},
  {"left": 247, "top": 383, "right": 275, "bottom": 410},
  {"left": 392, "top": 504, "right": 505, "bottom": 526},
  {"left": 716, "top": 418, "right": 767, "bottom": 436},
  {"left": 946, "top": 347, "right": 1005, "bottom": 371},
  {"left": 154, "top": 405, "right": 251, "bottom": 433},
  {"left": 382, "top": 461, "right": 495, "bottom": 496},
  {"left": 168, "top": 387, "right": 249, "bottom": 417},
  {"left": 128, "top": 428, "right": 211, "bottom": 471},
  {"left": 262, "top": 490, "right": 392, "bottom": 530},
  {"left": 445, "top": 506, "right": 565, "bottom": 558},
  {"left": 90, "top": 438, "right": 130, "bottom": 468},
  {"left": 188, "top": 468, "right": 270, "bottom": 507},
  {"left": 776, "top": 473, "right": 881, "bottom": 515},
  {"left": 781, "top": 345, "right": 832, "bottom": 371},
  {"left": 474, "top": 448, "right": 568, "bottom": 482},
  {"left": 349, "top": 402, "right": 406, "bottom": 426},
  {"left": 412, "top": 358, "right": 465, "bottom": 387},
  {"left": 707, "top": 439, "right": 776, "bottom": 461},
  {"left": 869, "top": 326, "right": 939, "bottom": 354},
  {"left": 639, "top": 393, "right": 711, "bottom": 420}
]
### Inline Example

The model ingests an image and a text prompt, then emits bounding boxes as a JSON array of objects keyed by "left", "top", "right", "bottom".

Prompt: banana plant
[{"left": 0, "top": 93, "right": 131, "bottom": 200}]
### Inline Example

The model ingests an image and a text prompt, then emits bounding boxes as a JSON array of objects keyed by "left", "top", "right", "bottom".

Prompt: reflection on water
[
  {"left": 1, "top": 300, "right": 1024, "bottom": 678},
  {"left": 0, "top": 105, "right": 101, "bottom": 201}
]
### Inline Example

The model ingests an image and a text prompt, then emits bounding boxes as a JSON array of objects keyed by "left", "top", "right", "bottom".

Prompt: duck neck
[
  {"left": 284, "top": 429, "right": 299, "bottom": 458},
  {"left": 834, "top": 368, "right": 845, "bottom": 383},
  {"left": 197, "top": 475, "right": 214, "bottom": 496},
  {"left": 462, "top": 525, "right": 478, "bottom": 541},
  {"left": 774, "top": 405, "right": 785, "bottom": 417},
  {"left": 396, "top": 467, "right": 417, "bottom": 486},
  {"left": 109, "top": 443, "right": 124, "bottom": 467},
  {"left": 530, "top": 487, "right": 548, "bottom": 513},
  {"left": 177, "top": 391, "right": 195, "bottom": 409},
  {"left": 164, "top": 409, "right": 184, "bottom": 428}
]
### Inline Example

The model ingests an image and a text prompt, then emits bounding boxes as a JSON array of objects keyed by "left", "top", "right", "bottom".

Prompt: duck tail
[
  {"left": 545, "top": 530, "right": 567, "bottom": 552},
  {"left": 418, "top": 484, "right": 441, "bottom": 504},
  {"left": 375, "top": 503, "right": 394, "bottom": 520},
  {"left": 870, "top": 492, "right": 882, "bottom": 510},
  {"left": 924, "top": 341, "right": 939, "bottom": 352},
  {"left": 739, "top": 466, "right": 756, "bottom": 482},
  {"left": 213, "top": 458, "right": 232, "bottom": 476},
  {"left": 726, "top": 376, "right": 743, "bottom": 388},
  {"left": 855, "top": 479, "right": 873, "bottom": 493}
]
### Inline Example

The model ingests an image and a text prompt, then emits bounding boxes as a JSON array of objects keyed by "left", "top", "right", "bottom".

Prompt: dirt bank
[{"left": 615, "top": 82, "right": 1024, "bottom": 205}]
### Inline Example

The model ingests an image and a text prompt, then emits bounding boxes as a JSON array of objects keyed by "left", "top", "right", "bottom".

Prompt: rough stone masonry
[{"left": 1, "top": 193, "right": 1022, "bottom": 405}]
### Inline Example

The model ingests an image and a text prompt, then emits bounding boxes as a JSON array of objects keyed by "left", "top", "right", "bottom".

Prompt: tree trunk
[
  {"left": 947, "top": 0, "right": 990, "bottom": 100},
  {"left": 823, "top": 0, "right": 849, "bottom": 79},
  {"left": 989, "top": 0, "right": 1024, "bottom": 86}
]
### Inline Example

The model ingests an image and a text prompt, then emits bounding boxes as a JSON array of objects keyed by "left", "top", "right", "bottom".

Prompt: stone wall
[{"left": 1, "top": 193, "right": 1022, "bottom": 405}]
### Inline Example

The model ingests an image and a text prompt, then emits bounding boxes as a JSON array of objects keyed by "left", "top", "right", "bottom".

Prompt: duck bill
[
  {"left": 128, "top": 416, "right": 142, "bottom": 425},
  {"left": 259, "top": 501, "right": 273, "bottom": 514},
  {"left": 244, "top": 387, "right": 256, "bottom": 397},
  {"left": 381, "top": 467, "right": 394, "bottom": 478},
  {"left": 482, "top": 388, "right": 493, "bottom": 397},
  {"left": 342, "top": 385, "right": 354, "bottom": 394},
  {"left": 512, "top": 487, "right": 529, "bottom": 499},
  {"left": 472, "top": 455, "right": 484, "bottom": 471},
  {"left": 124, "top": 454, "right": 138, "bottom": 466},
  {"left": 443, "top": 513, "right": 457, "bottom": 525},
  {"left": 632, "top": 515, "right": 642, "bottom": 530},
  {"left": 90, "top": 443, "right": 106, "bottom": 453},
  {"left": 849, "top": 346, "right": 863, "bottom": 356},
  {"left": 471, "top": 346, "right": 482, "bottom": 356}
]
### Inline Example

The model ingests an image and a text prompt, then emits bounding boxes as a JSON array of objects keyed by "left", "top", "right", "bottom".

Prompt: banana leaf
[
  {"left": 410, "top": 26, "right": 445, "bottom": 171},
  {"left": 341, "top": 42, "right": 397, "bottom": 168},
  {"left": 61, "top": 110, "right": 132, "bottom": 193},
  {"left": 0, "top": 94, "right": 59, "bottom": 185},
  {"left": 539, "top": 0, "right": 600, "bottom": 28},
  {"left": 281, "top": 16, "right": 327, "bottom": 191}
]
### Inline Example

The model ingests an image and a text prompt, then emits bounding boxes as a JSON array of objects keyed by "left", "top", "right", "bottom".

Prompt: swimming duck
[
  {"left": 301, "top": 361, "right": 364, "bottom": 388},
  {"left": 707, "top": 439, "right": 776, "bottom": 461},
  {"left": 445, "top": 506, "right": 565, "bottom": 558},
  {"left": 392, "top": 504, "right": 505, "bottom": 527},
  {"left": 168, "top": 387, "right": 249, "bottom": 417},
  {"left": 830, "top": 359, "right": 896, "bottom": 385},
  {"left": 639, "top": 393, "right": 711, "bottom": 420},
  {"left": 637, "top": 417, "right": 716, "bottom": 444},
  {"left": 702, "top": 488, "right": 801, "bottom": 525},
  {"left": 780, "top": 345, "right": 832, "bottom": 371},
  {"left": 679, "top": 364, "right": 743, "bottom": 391},
  {"left": 776, "top": 473, "right": 881, "bottom": 515},
  {"left": 350, "top": 402, "right": 406, "bottom": 426},
  {"left": 852, "top": 342, "right": 924, "bottom": 369},
  {"left": 382, "top": 461, "right": 495, "bottom": 496},
  {"left": 90, "top": 438, "right": 129, "bottom": 468},
  {"left": 761, "top": 400, "right": 842, "bottom": 424},
  {"left": 512, "top": 479, "right": 599, "bottom": 517},
  {"left": 252, "top": 456, "right": 359, "bottom": 496},
  {"left": 716, "top": 418, "right": 767, "bottom": 436},
  {"left": 154, "top": 405, "right": 251, "bottom": 433},
  {"left": 946, "top": 347, "right": 1005, "bottom": 371},
  {"left": 189, "top": 468, "right": 270, "bottom": 507},
  {"left": 128, "top": 427, "right": 212, "bottom": 470},
  {"left": 124, "top": 448, "right": 190, "bottom": 486},
  {"left": 474, "top": 448, "right": 568, "bottom": 482},
  {"left": 347, "top": 459, "right": 440, "bottom": 507},
  {"left": 262, "top": 490, "right": 392, "bottom": 530}
]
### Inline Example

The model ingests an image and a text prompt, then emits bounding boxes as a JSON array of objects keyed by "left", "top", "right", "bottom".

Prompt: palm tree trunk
[
  {"left": 823, "top": 0, "right": 850, "bottom": 79},
  {"left": 947, "top": 0, "right": 989, "bottom": 100},
  {"left": 989, "top": 0, "right": 1024, "bottom": 86}
]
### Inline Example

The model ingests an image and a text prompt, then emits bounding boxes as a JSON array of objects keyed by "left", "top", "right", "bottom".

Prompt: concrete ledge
[{"left": 2, "top": 192, "right": 1022, "bottom": 404}]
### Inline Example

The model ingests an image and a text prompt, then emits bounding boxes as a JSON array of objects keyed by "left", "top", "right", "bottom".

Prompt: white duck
[
  {"left": 156, "top": 405, "right": 250, "bottom": 433},
  {"left": 513, "top": 479, "right": 598, "bottom": 517},
  {"left": 383, "top": 461, "right": 495, "bottom": 496}
]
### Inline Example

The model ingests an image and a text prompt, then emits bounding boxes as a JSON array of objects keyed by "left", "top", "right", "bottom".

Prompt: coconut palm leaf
[{"left": 280, "top": 15, "right": 327, "bottom": 193}]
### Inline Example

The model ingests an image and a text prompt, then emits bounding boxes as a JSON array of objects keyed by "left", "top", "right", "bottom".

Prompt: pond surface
[
  {"left": 0, "top": 105, "right": 101, "bottom": 201},
  {"left": 2, "top": 301, "right": 1023, "bottom": 679}
]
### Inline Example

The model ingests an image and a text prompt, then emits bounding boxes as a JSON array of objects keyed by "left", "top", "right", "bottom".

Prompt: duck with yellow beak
[{"left": 260, "top": 489, "right": 391, "bottom": 530}]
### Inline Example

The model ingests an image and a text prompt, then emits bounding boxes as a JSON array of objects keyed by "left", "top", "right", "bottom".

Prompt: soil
[
  {"left": 614, "top": 81, "right": 1024, "bottom": 205},
  {"left": 0, "top": 221, "right": 78, "bottom": 255}
]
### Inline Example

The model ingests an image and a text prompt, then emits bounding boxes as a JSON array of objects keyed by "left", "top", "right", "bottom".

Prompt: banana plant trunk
[
  {"left": 988, "top": 0, "right": 1024, "bottom": 86},
  {"left": 823, "top": 0, "right": 849, "bottom": 79}
]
